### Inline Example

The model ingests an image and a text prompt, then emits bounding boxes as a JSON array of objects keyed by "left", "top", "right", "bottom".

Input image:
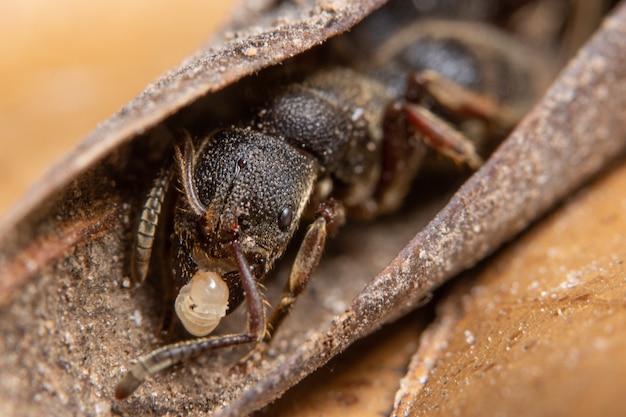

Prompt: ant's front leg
[
  {"left": 262, "top": 199, "right": 346, "bottom": 343},
  {"left": 234, "top": 200, "right": 345, "bottom": 368}
]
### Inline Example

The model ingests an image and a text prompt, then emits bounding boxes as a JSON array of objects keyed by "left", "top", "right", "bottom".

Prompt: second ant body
[{"left": 116, "top": 19, "right": 551, "bottom": 398}]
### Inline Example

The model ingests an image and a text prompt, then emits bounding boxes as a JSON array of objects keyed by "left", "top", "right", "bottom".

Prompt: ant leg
[
  {"left": 405, "top": 69, "right": 525, "bottom": 169},
  {"left": 370, "top": 100, "right": 428, "bottom": 217},
  {"left": 115, "top": 239, "right": 266, "bottom": 399},
  {"left": 405, "top": 104, "right": 484, "bottom": 170},
  {"left": 408, "top": 69, "right": 520, "bottom": 129},
  {"left": 233, "top": 201, "right": 344, "bottom": 367},
  {"left": 372, "top": 70, "right": 521, "bottom": 216},
  {"left": 263, "top": 200, "right": 346, "bottom": 342}
]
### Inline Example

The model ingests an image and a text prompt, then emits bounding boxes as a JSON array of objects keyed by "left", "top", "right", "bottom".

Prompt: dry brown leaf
[
  {"left": 393, "top": 159, "right": 626, "bottom": 417},
  {"left": 259, "top": 313, "right": 428, "bottom": 417},
  {"left": 0, "top": 1, "right": 625, "bottom": 417},
  {"left": 220, "top": 4, "right": 626, "bottom": 415},
  {"left": 0, "top": 0, "right": 388, "bottom": 241}
]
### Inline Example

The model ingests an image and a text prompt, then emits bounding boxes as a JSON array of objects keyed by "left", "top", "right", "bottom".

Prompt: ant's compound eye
[
  {"left": 175, "top": 270, "right": 229, "bottom": 337},
  {"left": 278, "top": 207, "right": 293, "bottom": 232},
  {"left": 236, "top": 214, "right": 248, "bottom": 231}
]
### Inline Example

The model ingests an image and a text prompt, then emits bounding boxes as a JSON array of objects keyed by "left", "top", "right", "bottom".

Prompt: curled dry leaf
[
  {"left": 0, "top": 0, "right": 389, "bottom": 241},
  {"left": 393, "top": 155, "right": 626, "bottom": 417},
  {"left": 0, "top": 0, "right": 390, "bottom": 306},
  {"left": 221, "top": 4, "right": 626, "bottom": 416},
  {"left": 0, "top": 1, "right": 625, "bottom": 416}
]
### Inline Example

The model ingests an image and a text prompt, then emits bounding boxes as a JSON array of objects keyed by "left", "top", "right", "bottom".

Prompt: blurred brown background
[{"left": 0, "top": 0, "right": 236, "bottom": 218}]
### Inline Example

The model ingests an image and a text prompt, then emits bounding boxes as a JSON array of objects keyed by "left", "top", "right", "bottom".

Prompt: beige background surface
[{"left": 0, "top": 0, "right": 236, "bottom": 217}]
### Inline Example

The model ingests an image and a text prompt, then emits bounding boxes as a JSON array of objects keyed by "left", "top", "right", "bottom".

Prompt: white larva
[{"left": 174, "top": 270, "right": 229, "bottom": 337}]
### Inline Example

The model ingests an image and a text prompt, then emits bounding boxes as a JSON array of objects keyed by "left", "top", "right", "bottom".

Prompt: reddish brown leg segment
[
  {"left": 405, "top": 69, "right": 523, "bottom": 169},
  {"left": 371, "top": 69, "right": 521, "bottom": 219},
  {"left": 372, "top": 100, "right": 428, "bottom": 217},
  {"left": 409, "top": 70, "right": 520, "bottom": 128},
  {"left": 405, "top": 104, "right": 483, "bottom": 170},
  {"left": 264, "top": 200, "right": 346, "bottom": 342}
]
